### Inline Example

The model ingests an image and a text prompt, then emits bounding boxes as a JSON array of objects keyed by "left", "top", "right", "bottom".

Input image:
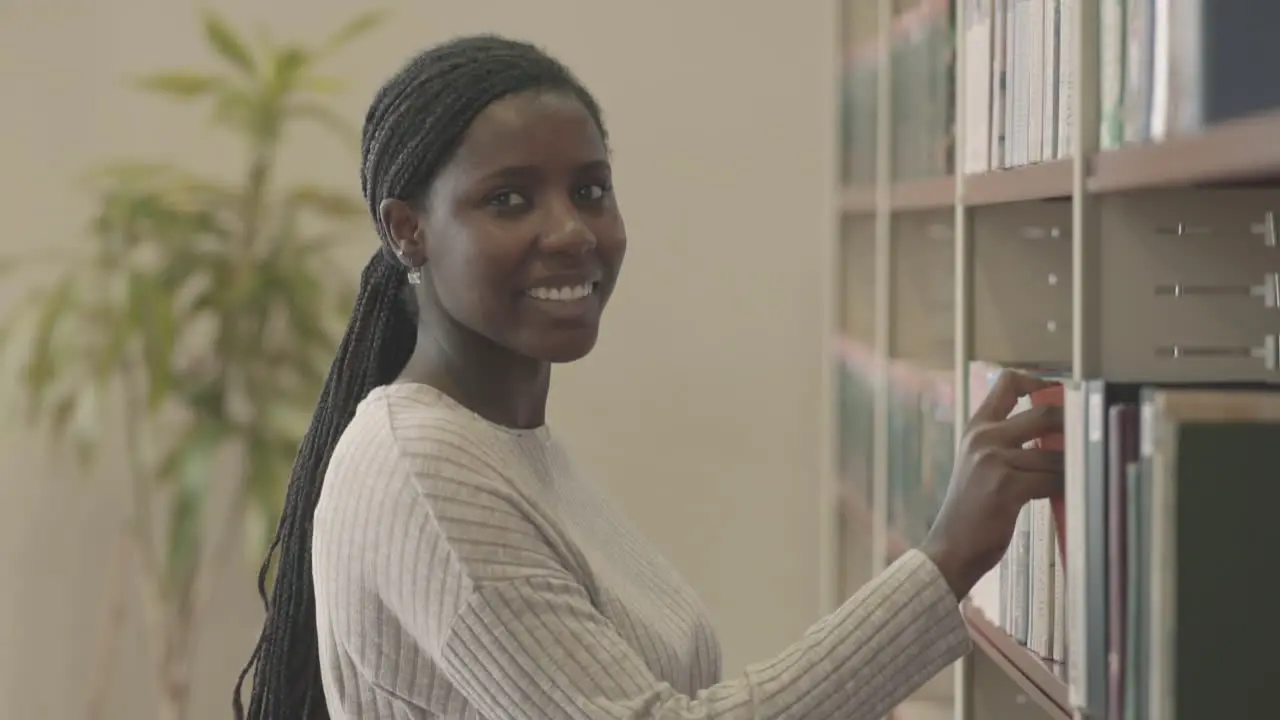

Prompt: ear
[{"left": 378, "top": 198, "right": 428, "bottom": 268}]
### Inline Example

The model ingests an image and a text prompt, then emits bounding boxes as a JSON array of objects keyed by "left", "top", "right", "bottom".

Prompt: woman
[{"left": 235, "top": 35, "right": 1063, "bottom": 720}]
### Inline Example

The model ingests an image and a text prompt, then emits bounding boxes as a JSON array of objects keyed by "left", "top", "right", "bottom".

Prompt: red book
[{"left": 1029, "top": 384, "right": 1066, "bottom": 563}]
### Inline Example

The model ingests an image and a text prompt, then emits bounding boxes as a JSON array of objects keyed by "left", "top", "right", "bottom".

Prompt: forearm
[{"left": 728, "top": 550, "right": 972, "bottom": 719}]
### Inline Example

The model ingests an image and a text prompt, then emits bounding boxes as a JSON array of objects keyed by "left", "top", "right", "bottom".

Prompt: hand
[{"left": 920, "top": 370, "right": 1064, "bottom": 600}]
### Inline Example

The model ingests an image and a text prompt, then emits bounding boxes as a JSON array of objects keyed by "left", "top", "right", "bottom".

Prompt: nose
[{"left": 540, "top": 204, "right": 597, "bottom": 255}]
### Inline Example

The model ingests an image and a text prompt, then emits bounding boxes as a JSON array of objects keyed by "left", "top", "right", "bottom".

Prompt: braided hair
[{"left": 233, "top": 35, "right": 607, "bottom": 719}]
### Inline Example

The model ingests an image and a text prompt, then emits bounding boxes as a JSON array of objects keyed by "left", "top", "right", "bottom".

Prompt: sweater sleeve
[
  {"left": 429, "top": 547, "right": 969, "bottom": 720},
  {"left": 436, "top": 552, "right": 970, "bottom": 720}
]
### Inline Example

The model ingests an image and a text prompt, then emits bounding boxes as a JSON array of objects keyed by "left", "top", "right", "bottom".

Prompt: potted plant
[{"left": 0, "top": 8, "right": 385, "bottom": 719}]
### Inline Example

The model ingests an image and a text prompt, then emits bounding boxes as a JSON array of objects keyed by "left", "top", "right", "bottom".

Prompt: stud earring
[{"left": 394, "top": 246, "right": 423, "bottom": 285}]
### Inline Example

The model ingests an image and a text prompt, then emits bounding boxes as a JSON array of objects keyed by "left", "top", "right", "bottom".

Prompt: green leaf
[
  {"left": 208, "top": 86, "right": 260, "bottom": 137},
  {"left": 201, "top": 9, "right": 256, "bottom": 75},
  {"left": 6, "top": 278, "right": 107, "bottom": 466},
  {"left": 127, "top": 272, "right": 178, "bottom": 411},
  {"left": 22, "top": 275, "right": 78, "bottom": 413},
  {"left": 136, "top": 72, "right": 225, "bottom": 100},
  {"left": 69, "top": 382, "right": 102, "bottom": 464},
  {"left": 299, "top": 74, "right": 349, "bottom": 95},
  {"left": 319, "top": 9, "right": 388, "bottom": 56},
  {"left": 268, "top": 46, "right": 311, "bottom": 100},
  {"left": 91, "top": 311, "right": 131, "bottom": 383},
  {"left": 47, "top": 392, "right": 80, "bottom": 447}
]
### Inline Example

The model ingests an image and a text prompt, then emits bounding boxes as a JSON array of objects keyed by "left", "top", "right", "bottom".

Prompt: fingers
[
  {"left": 966, "top": 447, "right": 1064, "bottom": 505},
  {"left": 971, "top": 370, "right": 1058, "bottom": 424},
  {"left": 981, "top": 404, "right": 1064, "bottom": 447},
  {"left": 996, "top": 447, "right": 1064, "bottom": 474},
  {"left": 1009, "top": 469, "right": 1065, "bottom": 502}
]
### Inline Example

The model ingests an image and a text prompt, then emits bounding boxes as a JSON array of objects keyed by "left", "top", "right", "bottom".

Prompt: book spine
[{"left": 1064, "top": 381, "right": 1088, "bottom": 708}]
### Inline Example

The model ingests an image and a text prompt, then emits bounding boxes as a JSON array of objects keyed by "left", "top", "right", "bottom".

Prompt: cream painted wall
[{"left": 0, "top": 1, "right": 839, "bottom": 717}]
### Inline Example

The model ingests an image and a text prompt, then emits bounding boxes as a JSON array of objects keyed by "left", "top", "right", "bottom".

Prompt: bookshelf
[{"left": 834, "top": 1, "right": 1280, "bottom": 719}]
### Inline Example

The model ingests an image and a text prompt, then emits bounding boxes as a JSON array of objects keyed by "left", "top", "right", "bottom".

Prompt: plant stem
[
  {"left": 158, "top": 621, "right": 194, "bottom": 720},
  {"left": 238, "top": 148, "right": 272, "bottom": 265},
  {"left": 156, "top": 677, "right": 190, "bottom": 720},
  {"left": 84, "top": 529, "right": 131, "bottom": 720},
  {"left": 120, "top": 363, "right": 157, "bottom": 572}
]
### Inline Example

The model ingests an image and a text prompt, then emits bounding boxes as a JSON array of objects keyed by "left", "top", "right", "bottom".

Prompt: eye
[
  {"left": 488, "top": 190, "right": 529, "bottom": 208},
  {"left": 577, "top": 182, "right": 612, "bottom": 202}
]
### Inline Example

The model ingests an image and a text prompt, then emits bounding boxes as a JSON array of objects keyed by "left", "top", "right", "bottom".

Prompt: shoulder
[
  {"left": 314, "top": 383, "right": 568, "bottom": 586},
  {"left": 323, "top": 383, "right": 546, "bottom": 495},
  {"left": 330, "top": 384, "right": 502, "bottom": 468}
]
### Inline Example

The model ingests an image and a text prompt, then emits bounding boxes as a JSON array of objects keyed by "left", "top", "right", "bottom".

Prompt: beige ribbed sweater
[{"left": 311, "top": 383, "right": 972, "bottom": 719}]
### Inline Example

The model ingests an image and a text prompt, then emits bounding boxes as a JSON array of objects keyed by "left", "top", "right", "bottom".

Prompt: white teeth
[{"left": 526, "top": 283, "right": 594, "bottom": 301}]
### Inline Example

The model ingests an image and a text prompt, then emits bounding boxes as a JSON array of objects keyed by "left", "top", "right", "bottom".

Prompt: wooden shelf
[
  {"left": 962, "top": 604, "right": 1071, "bottom": 720},
  {"left": 1089, "top": 109, "right": 1280, "bottom": 193},
  {"left": 841, "top": 113, "right": 1280, "bottom": 210},
  {"left": 963, "top": 159, "right": 1073, "bottom": 206},
  {"left": 889, "top": 175, "right": 956, "bottom": 210},
  {"left": 838, "top": 161, "right": 1071, "bottom": 216},
  {"left": 841, "top": 184, "right": 878, "bottom": 214}
]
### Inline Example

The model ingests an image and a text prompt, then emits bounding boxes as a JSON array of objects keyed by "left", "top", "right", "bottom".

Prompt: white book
[
  {"left": 1056, "top": 0, "right": 1077, "bottom": 158},
  {"left": 1148, "top": 0, "right": 1172, "bottom": 139},
  {"left": 1001, "top": 0, "right": 1016, "bottom": 167},
  {"left": 1024, "top": 497, "right": 1044, "bottom": 653},
  {"left": 989, "top": 0, "right": 1008, "bottom": 169},
  {"left": 1064, "top": 382, "right": 1089, "bottom": 709},
  {"left": 1027, "top": 0, "right": 1046, "bottom": 163},
  {"left": 1026, "top": 500, "right": 1044, "bottom": 653},
  {"left": 1010, "top": 0, "right": 1027, "bottom": 166},
  {"left": 1122, "top": 0, "right": 1155, "bottom": 143},
  {"left": 964, "top": 0, "right": 995, "bottom": 173},
  {"left": 1042, "top": 0, "right": 1061, "bottom": 158},
  {"left": 1051, "top": 523, "right": 1066, "bottom": 664},
  {"left": 1099, "top": 0, "right": 1126, "bottom": 148},
  {"left": 1010, "top": 502, "right": 1032, "bottom": 643}
]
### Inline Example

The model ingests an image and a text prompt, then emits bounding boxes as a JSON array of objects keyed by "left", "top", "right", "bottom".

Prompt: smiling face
[{"left": 383, "top": 88, "right": 626, "bottom": 365}]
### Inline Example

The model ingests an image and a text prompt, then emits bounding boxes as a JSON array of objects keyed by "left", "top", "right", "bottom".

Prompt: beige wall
[{"left": 0, "top": 1, "right": 839, "bottom": 717}]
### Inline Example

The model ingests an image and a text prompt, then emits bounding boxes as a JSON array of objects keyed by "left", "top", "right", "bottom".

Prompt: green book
[
  {"left": 1143, "top": 388, "right": 1280, "bottom": 719},
  {"left": 1123, "top": 457, "right": 1143, "bottom": 720}
]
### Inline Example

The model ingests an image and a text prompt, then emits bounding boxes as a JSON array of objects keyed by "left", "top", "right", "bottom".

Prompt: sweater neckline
[{"left": 367, "top": 382, "right": 553, "bottom": 442}]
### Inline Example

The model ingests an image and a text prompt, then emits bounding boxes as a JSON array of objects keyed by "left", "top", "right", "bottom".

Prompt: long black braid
[{"left": 233, "top": 35, "right": 607, "bottom": 720}]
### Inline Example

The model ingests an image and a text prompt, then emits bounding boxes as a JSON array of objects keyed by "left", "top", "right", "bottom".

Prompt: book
[
  {"left": 1063, "top": 380, "right": 1088, "bottom": 710},
  {"left": 1065, "top": 381, "right": 1276, "bottom": 717},
  {"left": 1105, "top": 403, "right": 1140, "bottom": 720},
  {"left": 1142, "top": 387, "right": 1280, "bottom": 719},
  {"left": 1029, "top": 383, "right": 1067, "bottom": 563}
]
